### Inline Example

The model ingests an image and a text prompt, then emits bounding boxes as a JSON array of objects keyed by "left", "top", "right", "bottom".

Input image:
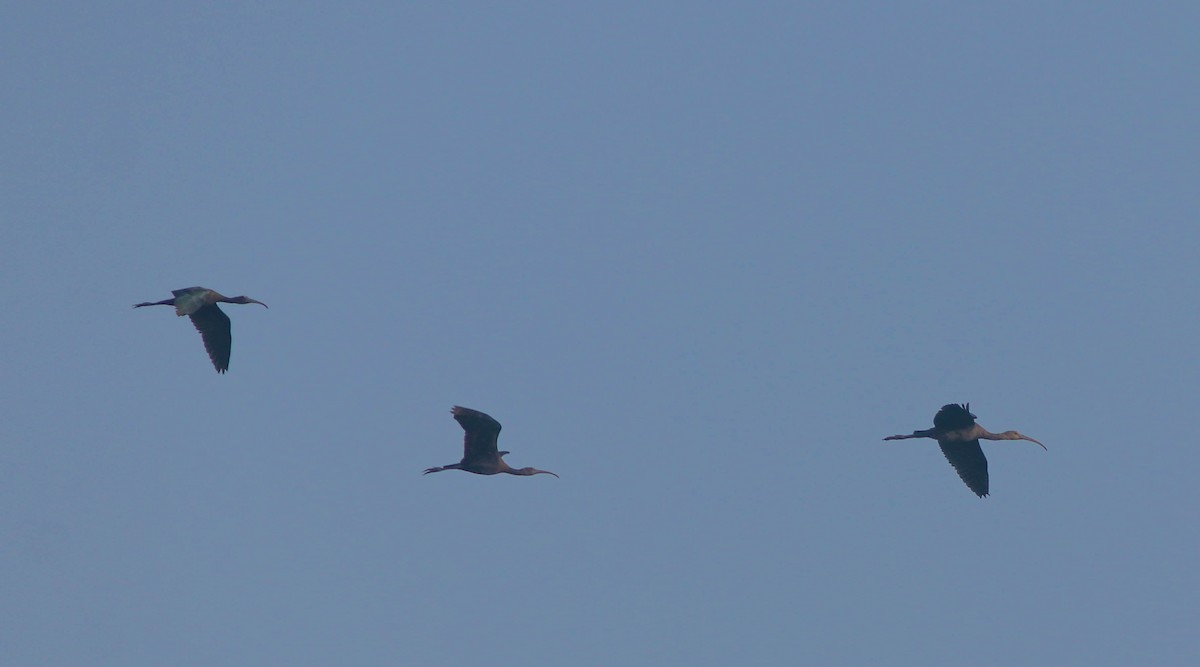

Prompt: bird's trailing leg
[
  {"left": 132, "top": 298, "right": 176, "bottom": 308},
  {"left": 423, "top": 463, "right": 461, "bottom": 475},
  {"left": 883, "top": 429, "right": 936, "bottom": 441}
]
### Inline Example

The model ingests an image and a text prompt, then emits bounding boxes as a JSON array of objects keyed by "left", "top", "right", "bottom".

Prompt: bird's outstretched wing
[
  {"left": 171, "top": 287, "right": 208, "bottom": 298},
  {"left": 170, "top": 287, "right": 212, "bottom": 317},
  {"left": 938, "top": 439, "right": 989, "bottom": 497},
  {"left": 188, "top": 304, "right": 232, "bottom": 373},
  {"left": 452, "top": 406, "right": 501, "bottom": 463},
  {"left": 934, "top": 403, "right": 976, "bottom": 430}
]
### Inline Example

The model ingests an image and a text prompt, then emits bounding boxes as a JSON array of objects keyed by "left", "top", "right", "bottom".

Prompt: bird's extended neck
[
  {"left": 505, "top": 467, "right": 559, "bottom": 478},
  {"left": 978, "top": 428, "right": 1047, "bottom": 449},
  {"left": 223, "top": 296, "right": 268, "bottom": 308}
]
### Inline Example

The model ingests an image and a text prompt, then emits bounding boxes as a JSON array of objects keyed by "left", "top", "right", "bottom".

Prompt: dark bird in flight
[
  {"left": 884, "top": 403, "right": 1045, "bottom": 497},
  {"left": 134, "top": 287, "right": 268, "bottom": 373},
  {"left": 424, "top": 406, "right": 559, "bottom": 478}
]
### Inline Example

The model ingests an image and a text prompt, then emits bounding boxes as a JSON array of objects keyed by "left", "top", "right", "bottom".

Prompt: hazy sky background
[{"left": 3, "top": 3, "right": 1198, "bottom": 665}]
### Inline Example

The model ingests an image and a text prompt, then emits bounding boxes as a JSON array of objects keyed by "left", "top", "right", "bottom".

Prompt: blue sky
[{"left": 3, "top": 3, "right": 1198, "bottom": 665}]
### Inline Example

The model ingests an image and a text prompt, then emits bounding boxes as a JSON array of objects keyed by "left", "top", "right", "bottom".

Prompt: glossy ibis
[
  {"left": 884, "top": 403, "right": 1045, "bottom": 497},
  {"left": 134, "top": 287, "right": 267, "bottom": 374},
  {"left": 424, "top": 406, "right": 559, "bottom": 478}
]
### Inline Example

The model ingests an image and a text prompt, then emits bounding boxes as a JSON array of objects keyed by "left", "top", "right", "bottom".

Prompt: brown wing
[
  {"left": 452, "top": 406, "right": 501, "bottom": 464},
  {"left": 934, "top": 403, "right": 976, "bottom": 430},
  {"left": 938, "top": 439, "right": 989, "bottom": 497},
  {"left": 188, "top": 304, "right": 232, "bottom": 373}
]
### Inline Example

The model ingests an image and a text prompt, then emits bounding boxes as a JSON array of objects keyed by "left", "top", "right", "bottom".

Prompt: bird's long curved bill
[
  {"left": 250, "top": 299, "right": 269, "bottom": 308},
  {"left": 1022, "top": 435, "right": 1048, "bottom": 450}
]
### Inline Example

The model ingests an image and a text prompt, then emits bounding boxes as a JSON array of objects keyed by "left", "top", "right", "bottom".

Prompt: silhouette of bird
[
  {"left": 424, "top": 406, "right": 559, "bottom": 478},
  {"left": 884, "top": 403, "right": 1045, "bottom": 497},
  {"left": 134, "top": 287, "right": 267, "bottom": 373}
]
